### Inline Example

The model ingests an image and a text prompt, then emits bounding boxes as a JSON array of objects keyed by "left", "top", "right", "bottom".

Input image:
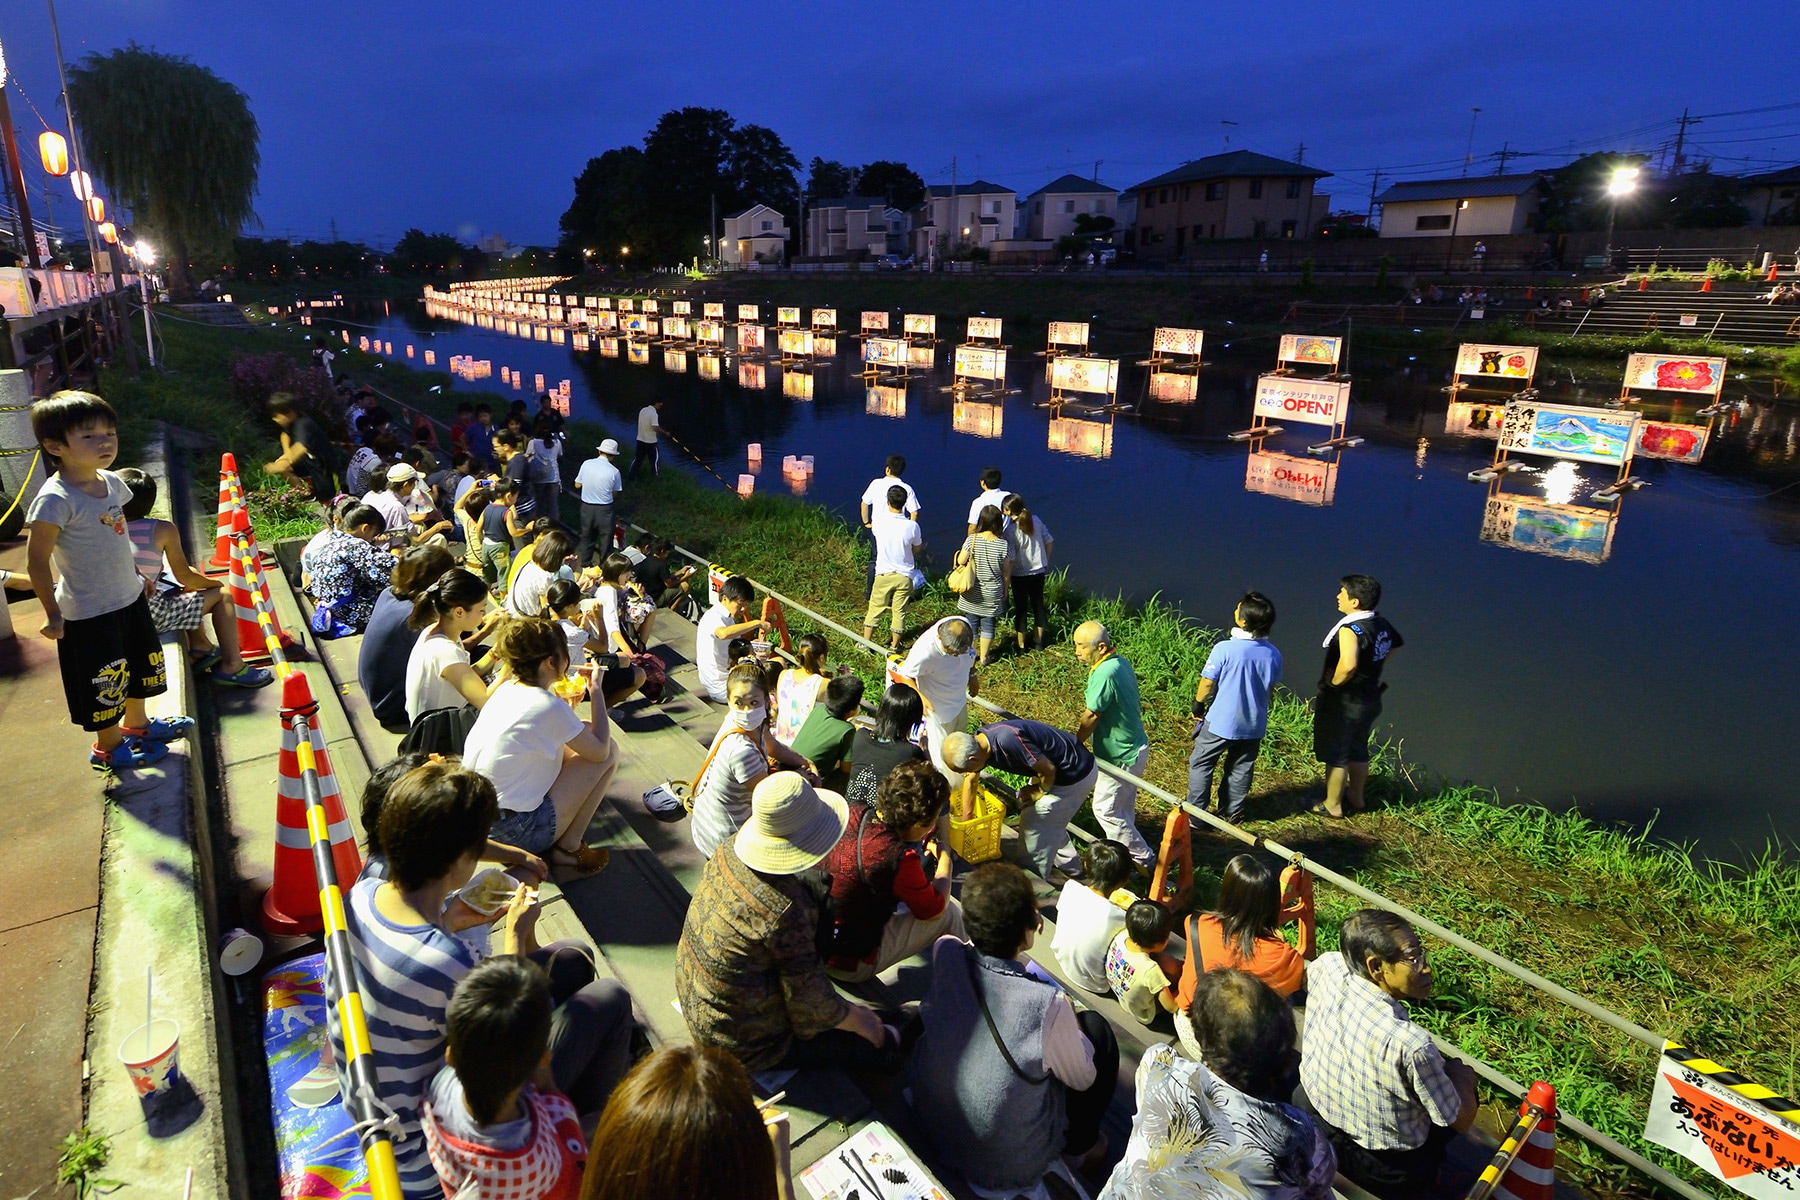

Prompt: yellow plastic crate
[{"left": 949, "top": 785, "right": 1005, "bottom": 864}]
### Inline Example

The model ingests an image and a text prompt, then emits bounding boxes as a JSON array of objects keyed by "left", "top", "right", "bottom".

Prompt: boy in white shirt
[{"left": 863, "top": 485, "right": 921, "bottom": 651}]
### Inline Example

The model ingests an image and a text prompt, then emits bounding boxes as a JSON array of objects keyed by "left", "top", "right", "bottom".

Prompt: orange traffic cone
[
  {"left": 263, "top": 672, "right": 363, "bottom": 936},
  {"left": 1700, "top": 276, "right": 1715, "bottom": 293},
  {"left": 1768, "top": 261, "right": 1781, "bottom": 282},
  {"left": 1494, "top": 1083, "right": 1557, "bottom": 1200},
  {"left": 232, "top": 509, "right": 301, "bottom": 660},
  {"left": 1637, "top": 275, "right": 1650, "bottom": 291},
  {"left": 207, "top": 453, "right": 243, "bottom": 573}
]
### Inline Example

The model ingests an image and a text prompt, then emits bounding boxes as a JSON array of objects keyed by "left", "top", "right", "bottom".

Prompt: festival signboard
[
  {"left": 1047, "top": 321, "right": 1089, "bottom": 350},
  {"left": 593, "top": 311, "right": 617, "bottom": 331},
  {"left": 812, "top": 308, "right": 837, "bottom": 330},
  {"left": 1153, "top": 327, "right": 1204, "bottom": 357},
  {"left": 864, "top": 337, "right": 905, "bottom": 366},
  {"left": 1245, "top": 451, "right": 1338, "bottom": 507},
  {"left": 1047, "top": 416, "right": 1114, "bottom": 460},
  {"left": 1277, "top": 334, "right": 1342, "bottom": 368},
  {"left": 1644, "top": 1042, "right": 1800, "bottom": 1200},
  {"left": 1253, "top": 375, "right": 1351, "bottom": 428},
  {"left": 663, "top": 351, "right": 687, "bottom": 373},
  {"left": 696, "top": 320, "right": 724, "bottom": 347},
  {"left": 967, "top": 316, "right": 1003, "bottom": 342},
  {"left": 778, "top": 306, "right": 801, "bottom": 326},
  {"left": 621, "top": 314, "right": 648, "bottom": 336},
  {"left": 778, "top": 329, "right": 815, "bottom": 357},
  {"left": 663, "top": 316, "right": 691, "bottom": 340},
  {"left": 1444, "top": 400, "right": 1506, "bottom": 439},
  {"left": 866, "top": 386, "right": 907, "bottom": 418},
  {"left": 738, "top": 304, "right": 760, "bottom": 322},
  {"left": 952, "top": 401, "right": 1003, "bottom": 438},
  {"left": 618, "top": 299, "right": 634, "bottom": 312},
  {"left": 697, "top": 356, "right": 721, "bottom": 382},
  {"left": 954, "top": 345, "right": 1007, "bottom": 382},
  {"left": 903, "top": 313, "right": 936, "bottom": 336},
  {"left": 642, "top": 300, "right": 659, "bottom": 314},
  {"left": 1635, "top": 421, "right": 1711, "bottom": 464},
  {"left": 1050, "top": 356, "right": 1119, "bottom": 397},
  {"left": 1622, "top": 353, "right": 1728, "bottom": 397},
  {"left": 672, "top": 300, "right": 691, "bottom": 315},
  {"left": 814, "top": 337, "right": 838, "bottom": 359},
  {"left": 861, "top": 310, "right": 889, "bottom": 332},
  {"left": 738, "top": 323, "right": 765, "bottom": 352},
  {"left": 738, "top": 361, "right": 766, "bottom": 389},
  {"left": 704, "top": 302, "right": 724, "bottom": 318},
  {"left": 1453, "top": 343, "right": 1539, "bottom": 381},
  {"left": 906, "top": 344, "right": 935, "bottom": 368},
  {"left": 1480, "top": 493, "right": 1616, "bottom": 563},
  {"left": 1148, "top": 370, "right": 1199, "bottom": 402},
  {"left": 596, "top": 298, "right": 612, "bottom": 309},
  {"left": 783, "top": 370, "right": 814, "bottom": 400},
  {"left": 1497, "top": 401, "right": 1639, "bottom": 467}
]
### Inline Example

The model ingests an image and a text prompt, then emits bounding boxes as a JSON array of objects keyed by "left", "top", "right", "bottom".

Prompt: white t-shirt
[
  {"left": 967, "top": 489, "right": 1012, "bottom": 527},
  {"left": 636, "top": 406, "right": 659, "bottom": 443},
  {"left": 1050, "top": 880, "right": 1127, "bottom": 994},
  {"left": 462, "top": 679, "right": 585, "bottom": 812},
  {"left": 405, "top": 629, "right": 471, "bottom": 724},
  {"left": 871, "top": 511, "right": 921, "bottom": 576},
  {"left": 559, "top": 619, "right": 590, "bottom": 664},
  {"left": 24, "top": 470, "right": 141, "bottom": 620},
  {"left": 861, "top": 475, "right": 919, "bottom": 517},
  {"left": 695, "top": 602, "right": 736, "bottom": 701},
  {"left": 506, "top": 561, "right": 555, "bottom": 617},
  {"left": 899, "top": 617, "right": 976, "bottom": 715},
  {"left": 573, "top": 457, "right": 622, "bottom": 505},
  {"left": 1006, "top": 515, "right": 1055, "bottom": 576}
]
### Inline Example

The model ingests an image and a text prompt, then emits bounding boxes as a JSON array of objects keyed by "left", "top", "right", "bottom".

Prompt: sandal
[
  {"left": 1308, "top": 801, "right": 1349, "bottom": 820},
  {"left": 191, "top": 647, "right": 224, "bottom": 672},
  {"left": 548, "top": 844, "right": 611, "bottom": 877}
]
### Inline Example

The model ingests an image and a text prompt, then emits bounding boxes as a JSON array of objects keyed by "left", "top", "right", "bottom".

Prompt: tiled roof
[
  {"left": 923, "top": 180, "right": 1014, "bottom": 197},
  {"left": 1127, "top": 150, "right": 1330, "bottom": 192},
  {"left": 1374, "top": 174, "right": 1546, "bottom": 204},
  {"left": 1028, "top": 174, "right": 1117, "bottom": 196}
]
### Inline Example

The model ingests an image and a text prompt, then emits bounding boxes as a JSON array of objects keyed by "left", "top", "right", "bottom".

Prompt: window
[
  {"left": 1143, "top": 191, "right": 1154, "bottom": 210},
  {"left": 1034, "top": 200, "right": 1043, "bottom": 215},
  {"left": 989, "top": 200, "right": 1001, "bottom": 214},
  {"left": 1415, "top": 214, "right": 1453, "bottom": 230},
  {"left": 1286, "top": 180, "right": 1302, "bottom": 199},
  {"left": 1281, "top": 219, "right": 1297, "bottom": 238},
  {"left": 1248, "top": 180, "right": 1264, "bottom": 199},
  {"left": 760, "top": 220, "right": 773, "bottom": 231},
  {"left": 1062, "top": 199, "right": 1075, "bottom": 214},
  {"left": 1253, "top": 219, "right": 1267, "bottom": 238},
  {"left": 1182, "top": 185, "right": 1192, "bottom": 201},
  {"left": 1160, "top": 188, "right": 1169, "bottom": 203},
  {"left": 1193, "top": 225, "right": 1204, "bottom": 240},
  {"left": 1091, "top": 199, "right": 1105, "bottom": 213},
  {"left": 1205, "top": 181, "right": 1222, "bottom": 201}
]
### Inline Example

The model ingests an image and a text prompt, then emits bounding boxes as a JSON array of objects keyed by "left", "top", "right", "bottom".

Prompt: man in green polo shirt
[{"left": 1074, "top": 620, "right": 1154, "bottom": 870}]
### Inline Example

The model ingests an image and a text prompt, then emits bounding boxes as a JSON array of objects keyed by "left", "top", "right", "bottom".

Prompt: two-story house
[
  {"left": 803, "top": 196, "right": 900, "bottom": 259},
  {"left": 720, "top": 204, "right": 791, "bottom": 264},
  {"left": 910, "top": 181, "right": 1017, "bottom": 259},
  {"left": 1125, "top": 150, "right": 1331, "bottom": 258},
  {"left": 1025, "top": 174, "right": 1120, "bottom": 241},
  {"left": 1372, "top": 175, "right": 1547, "bottom": 238}
]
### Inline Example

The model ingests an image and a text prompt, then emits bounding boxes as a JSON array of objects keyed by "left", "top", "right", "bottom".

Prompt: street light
[{"left": 1603, "top": 165, "right": 1639, "bottom": 270}]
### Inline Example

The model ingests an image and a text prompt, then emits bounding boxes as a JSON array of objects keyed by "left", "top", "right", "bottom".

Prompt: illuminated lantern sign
[
  {"left": 954, "top": 345, "right": 1007, "bottom": 382},
  {"left": 967, "top": 316, "right": 1003, "bottom": 342},
  {"left": 1252, "top": 376, "right": 1351, "bottom": 427},
  {"left": 1277, "top": 334, "right": 1342, "bottom": 369},
  {"left": 1453, "top": 343, "right": 1539, "bottom": 381},
  {"left": 861, "top": 310, "right": 889, "bottom": 332},
  {"left": 1621, "top": 353, "right": 1727, "bottom": 397}
]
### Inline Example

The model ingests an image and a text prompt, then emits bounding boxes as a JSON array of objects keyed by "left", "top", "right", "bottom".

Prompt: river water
[{"left": 329, "top": 300, "right": 1800, "bottom": 859}]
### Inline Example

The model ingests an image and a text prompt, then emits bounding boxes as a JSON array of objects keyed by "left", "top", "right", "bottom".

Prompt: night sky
[{"left": 4, "top": 0, "right": 1797, "bottom": 248}]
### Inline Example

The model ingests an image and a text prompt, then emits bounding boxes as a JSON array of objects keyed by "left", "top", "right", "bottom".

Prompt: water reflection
[
  {"left": 628, "top": 343, "right": 648, "bottom": 365},
  {"left": 953, "top": 399, "right": 1003, "bottom": 438},
  {"left": 1148, "top": 370, "right": 1199, "bottom": 403},
  {"left": 1244, "top": 448, "right": 1340, "bottom": 506},
  {"left": 1047, "top": 413, "right": 1115, "bottom": 459},
  {"left": 783, "top": 370, "right": 814, "bottom": 400},
  {"left": 1480, "top": 482, "right": 1620, "bottom": 563},
  {"left": 597, "top": 337, "right": 618, "bottom": 358},
  {"left": 738, "top": 361, "right": 765, "bottom": 390},
  {"left": 698, "top": 355, "right": 721, "bottom": 382},
  {"left": 663, "top": 350, "right": 687, "bottom": 374},
  {"left": 866, "top": 385, "right": 906, "bottom": 418}
]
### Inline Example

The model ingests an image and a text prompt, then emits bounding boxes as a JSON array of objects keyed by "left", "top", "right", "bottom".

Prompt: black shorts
[
  {"left": 599, "top": 664, "right": 639, "bottom": 696},
  {"left": 58, "top": 596, "right": 167, "bottom": 731},
  {"left": 1313, "top": 688, "right": 1381, "bottom": 767}
]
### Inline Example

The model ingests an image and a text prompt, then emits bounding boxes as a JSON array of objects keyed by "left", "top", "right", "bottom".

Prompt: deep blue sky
[{"left": 5, "top": 1, "right": 1797, "bottom": 248}]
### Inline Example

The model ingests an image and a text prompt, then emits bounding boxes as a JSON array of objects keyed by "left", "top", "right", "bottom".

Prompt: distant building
[
  {"left": 1372, "top": 174, "right": 1547, "bottom": 239},
  {"left": 803, "top": 196, "right": 897, "bottom": 258},
  {"left": 478, "top": 232, "right": 509, "bottom": 255},
  {"left": 1738, "top": 164, "right": 1800, "bottom": 227},
  {"left": 910, "top": 181, "right": 1017, "bottom": 259},
  {"left": 1025, "top": 174, "right": 1120, "bottom": 241},
  {"left": 721, "top": 204, "right": 791, "bottom": 264},
  {"left": 1124, "top": 150, "right": 1331, "bottom": 257}
]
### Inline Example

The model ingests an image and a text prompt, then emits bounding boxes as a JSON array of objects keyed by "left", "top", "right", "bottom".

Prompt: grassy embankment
[{"left": 119, "top": 291, "right": 1798, "bottom": 1197}]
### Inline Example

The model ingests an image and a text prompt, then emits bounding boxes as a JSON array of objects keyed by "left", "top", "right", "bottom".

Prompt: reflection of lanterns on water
[
  {"left": 1147, "top": 370, "right": 1198, "bottom": 403},
  {"left": 783, "top": 370, "right": 814, "bottom": 400},
  {"left": 698, "top": 356, "right": 721, "bottom": 381},
  {"left": 1047, "top": 416, "right": 1114, "bottom": 460},
  {"left": 738, "top": 361, "right": 766, "bottom": 389},
  {"left": 864, "top": 386, "right": 906, "bottom": 418},
  {"left": 1539, "top": 460, "right": 1581, "bottom": 506},
  {"left": 952, "top": 400, "right": 1003, "bottom": 438},
  {"left": 628, "top": 343, "right": 650, "bottom": 365},
  {"left": 598, "top": 338, "right": 619, "bottom": 358},
  {"left": 664, "top": 350, "right": 688, "bottom": 373}
]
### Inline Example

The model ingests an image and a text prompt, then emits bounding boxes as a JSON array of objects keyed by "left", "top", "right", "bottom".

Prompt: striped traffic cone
[
  {"left": 227, "top": 512, "right": 276, "bottom": 664},
  {"left": 1494, "top": 1083, "right": 1557, "bottom": 1200},
  {"left": 231, "top": 509, "right": 301, "bottom": 660},
  {"left": 263, "top": 672, "right": 363, "bottom": 936},
  {"left": 207, "top": 453, "right": 243, "bottom": 573}
]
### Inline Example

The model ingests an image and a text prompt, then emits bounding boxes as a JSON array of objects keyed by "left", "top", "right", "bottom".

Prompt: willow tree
[{"left": 67, "top": 44, "right": 259, "bottom": 300}]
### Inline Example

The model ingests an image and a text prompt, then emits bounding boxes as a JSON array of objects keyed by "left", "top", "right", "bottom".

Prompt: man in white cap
[
  {"left": 573, "top": 438, "right": 624, "bottom": 567},
  {"left": 676, "top": 772, "right": 898, "bottom": 1073},
  {"left": 895, "top": 617, "right": 979, "bottom": 786}
]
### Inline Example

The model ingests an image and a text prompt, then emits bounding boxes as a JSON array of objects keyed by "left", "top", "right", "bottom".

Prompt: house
[
  {"left": 910, "top": 181, "right": 1017, "bottom": 259},
  {"left": 803, "top": 196, "right": 900, "bottom": 259},
  {"left": 1025, "top": 174, "right": 1120, "bottom": 241},
  {"left": 720, "top": 204, "right": 790, "bottom": 264},
  {"left": 1124, "top": 150, "right": 1331, "bottom": 257},
  {"left": 1372, "top": 175, "right": 1546, "bottom": 239},
  {"left": 1739, "top": 165, "right": 1800, "bottom": 227}
]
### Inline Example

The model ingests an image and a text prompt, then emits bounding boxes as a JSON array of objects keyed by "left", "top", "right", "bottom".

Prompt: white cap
[{"left": 599, "top": 439, "right": 621, "bottom": 455}]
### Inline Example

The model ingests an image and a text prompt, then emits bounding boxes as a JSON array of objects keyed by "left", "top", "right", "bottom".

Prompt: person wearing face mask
[
  {"left": 1293, "top": 910, "right": 1478, "bottom": 1200},
  {"left": 689, "top": 665, "right": 821, "bottom": 860}
]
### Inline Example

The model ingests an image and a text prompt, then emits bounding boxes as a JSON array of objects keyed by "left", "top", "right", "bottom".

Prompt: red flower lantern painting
[
  {"left": 1635, "top": 421, "right": 1709, "bottom": 463},
  {"left": 1654, "top": 359, "right": 1716, "bottom": 391}
]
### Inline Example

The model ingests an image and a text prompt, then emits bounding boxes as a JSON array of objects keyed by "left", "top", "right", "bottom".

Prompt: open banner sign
[{"left": 1254, "top": 376, "right": 1351, "bottom": 427}]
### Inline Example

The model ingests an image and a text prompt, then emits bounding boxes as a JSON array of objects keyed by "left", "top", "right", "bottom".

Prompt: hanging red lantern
[
  {"left": 39, "top": 132, "right": 69, "bottom": 177},
  {"left": 99, "top": 222, "right": 117, "bottom": 244},
  {"left": 88, "top": 196, "right": 105, "bottom": 223}
]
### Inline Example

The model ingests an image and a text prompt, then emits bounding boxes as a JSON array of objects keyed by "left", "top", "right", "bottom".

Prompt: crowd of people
[{"left": 23, "top": 378, "right": 1477, "bottom": 1200}]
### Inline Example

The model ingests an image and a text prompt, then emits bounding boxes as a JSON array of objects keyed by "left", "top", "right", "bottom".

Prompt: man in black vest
[{"left": 1312, "top": 574, "right": 1403, "bottom": 819}]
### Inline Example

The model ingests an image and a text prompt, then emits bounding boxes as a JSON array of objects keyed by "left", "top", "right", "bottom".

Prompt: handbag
[{"left": 945, "top": 543, "right": 976, "bottom": 595}]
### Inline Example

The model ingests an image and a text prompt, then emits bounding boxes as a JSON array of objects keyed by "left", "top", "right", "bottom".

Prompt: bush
[{"left": 226, "top": 352, "right": 343, "bottom": 432}]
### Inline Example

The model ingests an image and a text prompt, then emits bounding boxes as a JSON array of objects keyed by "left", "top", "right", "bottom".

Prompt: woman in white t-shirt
[
  {"left": 404, "top": 568, "right": 495, "bottom": 725},
  {"left": 527, "top": 417, "right": 563, "bottom": 525},
  {"left": 461, "top": 618, "right": 617, "bottom": 875},
  {"left": 690, "top": 664, "right": 820, "bottom": 859},
  {"left": 1003, "top": 493, "right": 1055, "bottom": 652}
]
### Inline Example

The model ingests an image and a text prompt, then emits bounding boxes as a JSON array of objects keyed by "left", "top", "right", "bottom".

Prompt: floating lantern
[
  {"left": 88, "top": 195, "right": 105, "bottom": 223},
  {"left": 406, "top": 345, "right": 415, "bottom": 358},
  {"left": 39, "top": 132, "right": 69, "bottom": 176},
  {"left": 383, "top": 341, "right": 392, "bottom": 355},
  {"left": 424, "top": 350, "right": 435, "bottom": 365},
  {"left": 737, "top": 474, "right": 755, "bottom": 498},
  {"left": 747, "top": 442, "right": 762, "bottom": 465},
  {"left": 534, "top": 373, "right": 545, "bottom": 392},
  {"left": 71, "top": 170, "right": 92, "bottom": 202}
]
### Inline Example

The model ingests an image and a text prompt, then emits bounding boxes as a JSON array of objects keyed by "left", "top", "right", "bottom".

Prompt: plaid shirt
[{"left": 1298, "top": 952, "right": 1461, "bottom": 1150}]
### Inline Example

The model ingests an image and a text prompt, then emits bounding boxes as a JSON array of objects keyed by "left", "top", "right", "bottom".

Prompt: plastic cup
[
  {"left": 219, "top": 927, "right": 264, "bottom": 977},
  {"left": 119, "top": 1019, "right": 181, "bottom": 1098}
]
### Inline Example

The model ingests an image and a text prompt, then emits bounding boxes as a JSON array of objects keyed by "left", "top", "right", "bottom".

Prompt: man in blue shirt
[
  {"left": 572, "top": 438, "right": 624, "bottom": 567},
  {"left": 1187, "top": 592, "right": 1283, "bottom": 821},
  {"left": 943, "top": 719, "right": 1096, "bottom": 880}
]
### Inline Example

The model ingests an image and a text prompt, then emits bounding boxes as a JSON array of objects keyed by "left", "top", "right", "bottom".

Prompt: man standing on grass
[
  {"left": 864, "top": 485, "right": 921, "bottom": 652},
  {"left": 1073, "top": 621, "right": 1155, "bottom": 871},
  {"left": 1187, "top": 592, "right": 1282, "bottom": 822},
  {"left": 630, "top": 399, "right": 665, "bottom": 478},
  {"left": 860, "top": 454, "right": 921, "bottom": 594},
  {"left": 1312, "top": 575, "right": 1402, "bottom": 819},
  {"left": 573, "top": 439, "right": 624, "bottom": 567}
]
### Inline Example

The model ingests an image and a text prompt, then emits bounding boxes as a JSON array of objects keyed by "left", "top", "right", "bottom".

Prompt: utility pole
[
  {"left": 1494, "top": 142, "right": 1514, "bottom": 175},
  {"left": 1462, "top": 107, "right": 1482, "bottom": 177},
  {"left": 1092, "top": 158, "right": 1102, "bottom": 182},
  {"left": 1, "top": 102, "right": 42, "bottom": 267},
  {"left": 1295, "top": 143, "right": 1306, "bottom": 165},
  {"left": 1671, "top": 108, "right": 1701, "bottom": 177},
  {"left": 1366, "top": 169, "right": 1384, "bottom": 223}
]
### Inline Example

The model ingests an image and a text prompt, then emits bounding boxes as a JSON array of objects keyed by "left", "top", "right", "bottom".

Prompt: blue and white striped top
[{"left": 328, "top": 875, "right": 477, "bottom": 1197}]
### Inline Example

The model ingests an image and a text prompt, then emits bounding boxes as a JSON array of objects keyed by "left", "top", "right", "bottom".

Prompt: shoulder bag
[{"left": 946, "top": 539, "right": 976, "bottom": 595}]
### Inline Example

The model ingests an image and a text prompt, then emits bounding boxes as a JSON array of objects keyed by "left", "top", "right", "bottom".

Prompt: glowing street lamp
[
  {"left": 1603, "top": 165, "right": 1640, "bottom": 268},
  {"left": 39, "top": 131, "right": 69, "bottom": 176}
]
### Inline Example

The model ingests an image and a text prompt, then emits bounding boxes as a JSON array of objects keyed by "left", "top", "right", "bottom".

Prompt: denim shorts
[{"left": 489, "top": 796, "right": 558, "bottom": 854}]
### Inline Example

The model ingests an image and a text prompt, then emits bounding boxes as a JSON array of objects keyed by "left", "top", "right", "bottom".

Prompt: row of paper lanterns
[{"left": 37, "top": 132, "right": 119, "bottom": 244}]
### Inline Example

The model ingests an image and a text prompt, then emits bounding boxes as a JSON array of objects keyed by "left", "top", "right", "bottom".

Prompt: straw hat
[{"left": 735, "top": 773, "right": 847, "bottom": 875}]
